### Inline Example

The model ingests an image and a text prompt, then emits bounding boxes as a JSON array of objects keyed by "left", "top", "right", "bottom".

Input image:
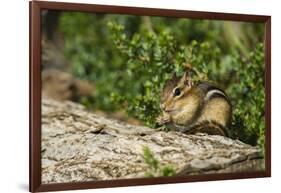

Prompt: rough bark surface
[{"left": 41, "top": 98, "right": 264, "bottom": 184}]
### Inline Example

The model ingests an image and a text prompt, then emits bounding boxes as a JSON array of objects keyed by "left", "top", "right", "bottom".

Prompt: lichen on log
[{"left": 41, "top": 98, "right": 264, "bottom": 184}]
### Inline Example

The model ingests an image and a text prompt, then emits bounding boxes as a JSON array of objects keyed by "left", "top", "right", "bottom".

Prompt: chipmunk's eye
[{"left": 174, "top": 88, "right": 181, "bottom": 96}]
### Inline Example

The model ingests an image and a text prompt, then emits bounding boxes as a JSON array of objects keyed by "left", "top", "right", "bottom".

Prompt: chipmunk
[{"left": 156, "top": 72, "right": 232, "bottom": 136}]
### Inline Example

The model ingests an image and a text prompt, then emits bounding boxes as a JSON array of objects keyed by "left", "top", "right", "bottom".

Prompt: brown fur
[
  {"left": 186, "top": 120, "right": 228, "bottom": 136},
  {"left": 161, "top": 73, "right": 180, "bottom": 104}
]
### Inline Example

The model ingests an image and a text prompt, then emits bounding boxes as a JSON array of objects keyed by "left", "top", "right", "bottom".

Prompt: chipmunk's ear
[{"left": 183, "top": 71, "right": 193, "bottom": 87}]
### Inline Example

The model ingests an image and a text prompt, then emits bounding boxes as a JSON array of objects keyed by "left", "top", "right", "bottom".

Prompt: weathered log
[{"left": 41, "top": 98, "right": 264, "bottom": 184}]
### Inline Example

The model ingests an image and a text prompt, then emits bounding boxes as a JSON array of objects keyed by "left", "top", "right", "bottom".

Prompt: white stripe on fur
[{"left": 205, "top": 89, "right": 226, "bottom": 100}]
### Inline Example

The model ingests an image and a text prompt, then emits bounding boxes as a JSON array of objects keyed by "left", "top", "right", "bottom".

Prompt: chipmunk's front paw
[{"left": 156, "top": 113, "right": 171, "bottom": 126}]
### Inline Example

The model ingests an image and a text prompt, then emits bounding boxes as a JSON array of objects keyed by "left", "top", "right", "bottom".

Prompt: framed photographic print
[{"left": 29, "top": 0, "right": 271, "bottom": 192}]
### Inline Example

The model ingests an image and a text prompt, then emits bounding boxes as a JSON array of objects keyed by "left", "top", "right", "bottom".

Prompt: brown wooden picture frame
[{"left": 30, "top": 0, "right": 271, "bottom": 192}]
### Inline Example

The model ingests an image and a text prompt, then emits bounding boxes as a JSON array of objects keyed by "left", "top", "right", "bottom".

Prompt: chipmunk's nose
[
  {"left": 161, "top": 104, "right": 171, "bottom": 112},
  {"left": 160, "top": 104, "right": 166, "bottom": 111}
]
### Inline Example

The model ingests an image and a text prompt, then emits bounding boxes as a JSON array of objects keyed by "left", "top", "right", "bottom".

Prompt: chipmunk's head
[{"left": 160, "top": 72, "right": 195, "bottom": 116}]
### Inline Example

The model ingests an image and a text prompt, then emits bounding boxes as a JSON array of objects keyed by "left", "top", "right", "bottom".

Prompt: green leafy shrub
[
  {"left": 108, "top": 21, "right": 181, "bottom": 126},
  {"left": 227, "top": 44, "right": 265, "bottom": 149},
  {"left": 58, "top": 13, "right": 265, "bottom": 148}
]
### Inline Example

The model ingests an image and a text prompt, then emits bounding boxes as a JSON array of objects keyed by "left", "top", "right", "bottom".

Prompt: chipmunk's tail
[{"left": 185, "top": 120, "right": 228, "bottom": 137}]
